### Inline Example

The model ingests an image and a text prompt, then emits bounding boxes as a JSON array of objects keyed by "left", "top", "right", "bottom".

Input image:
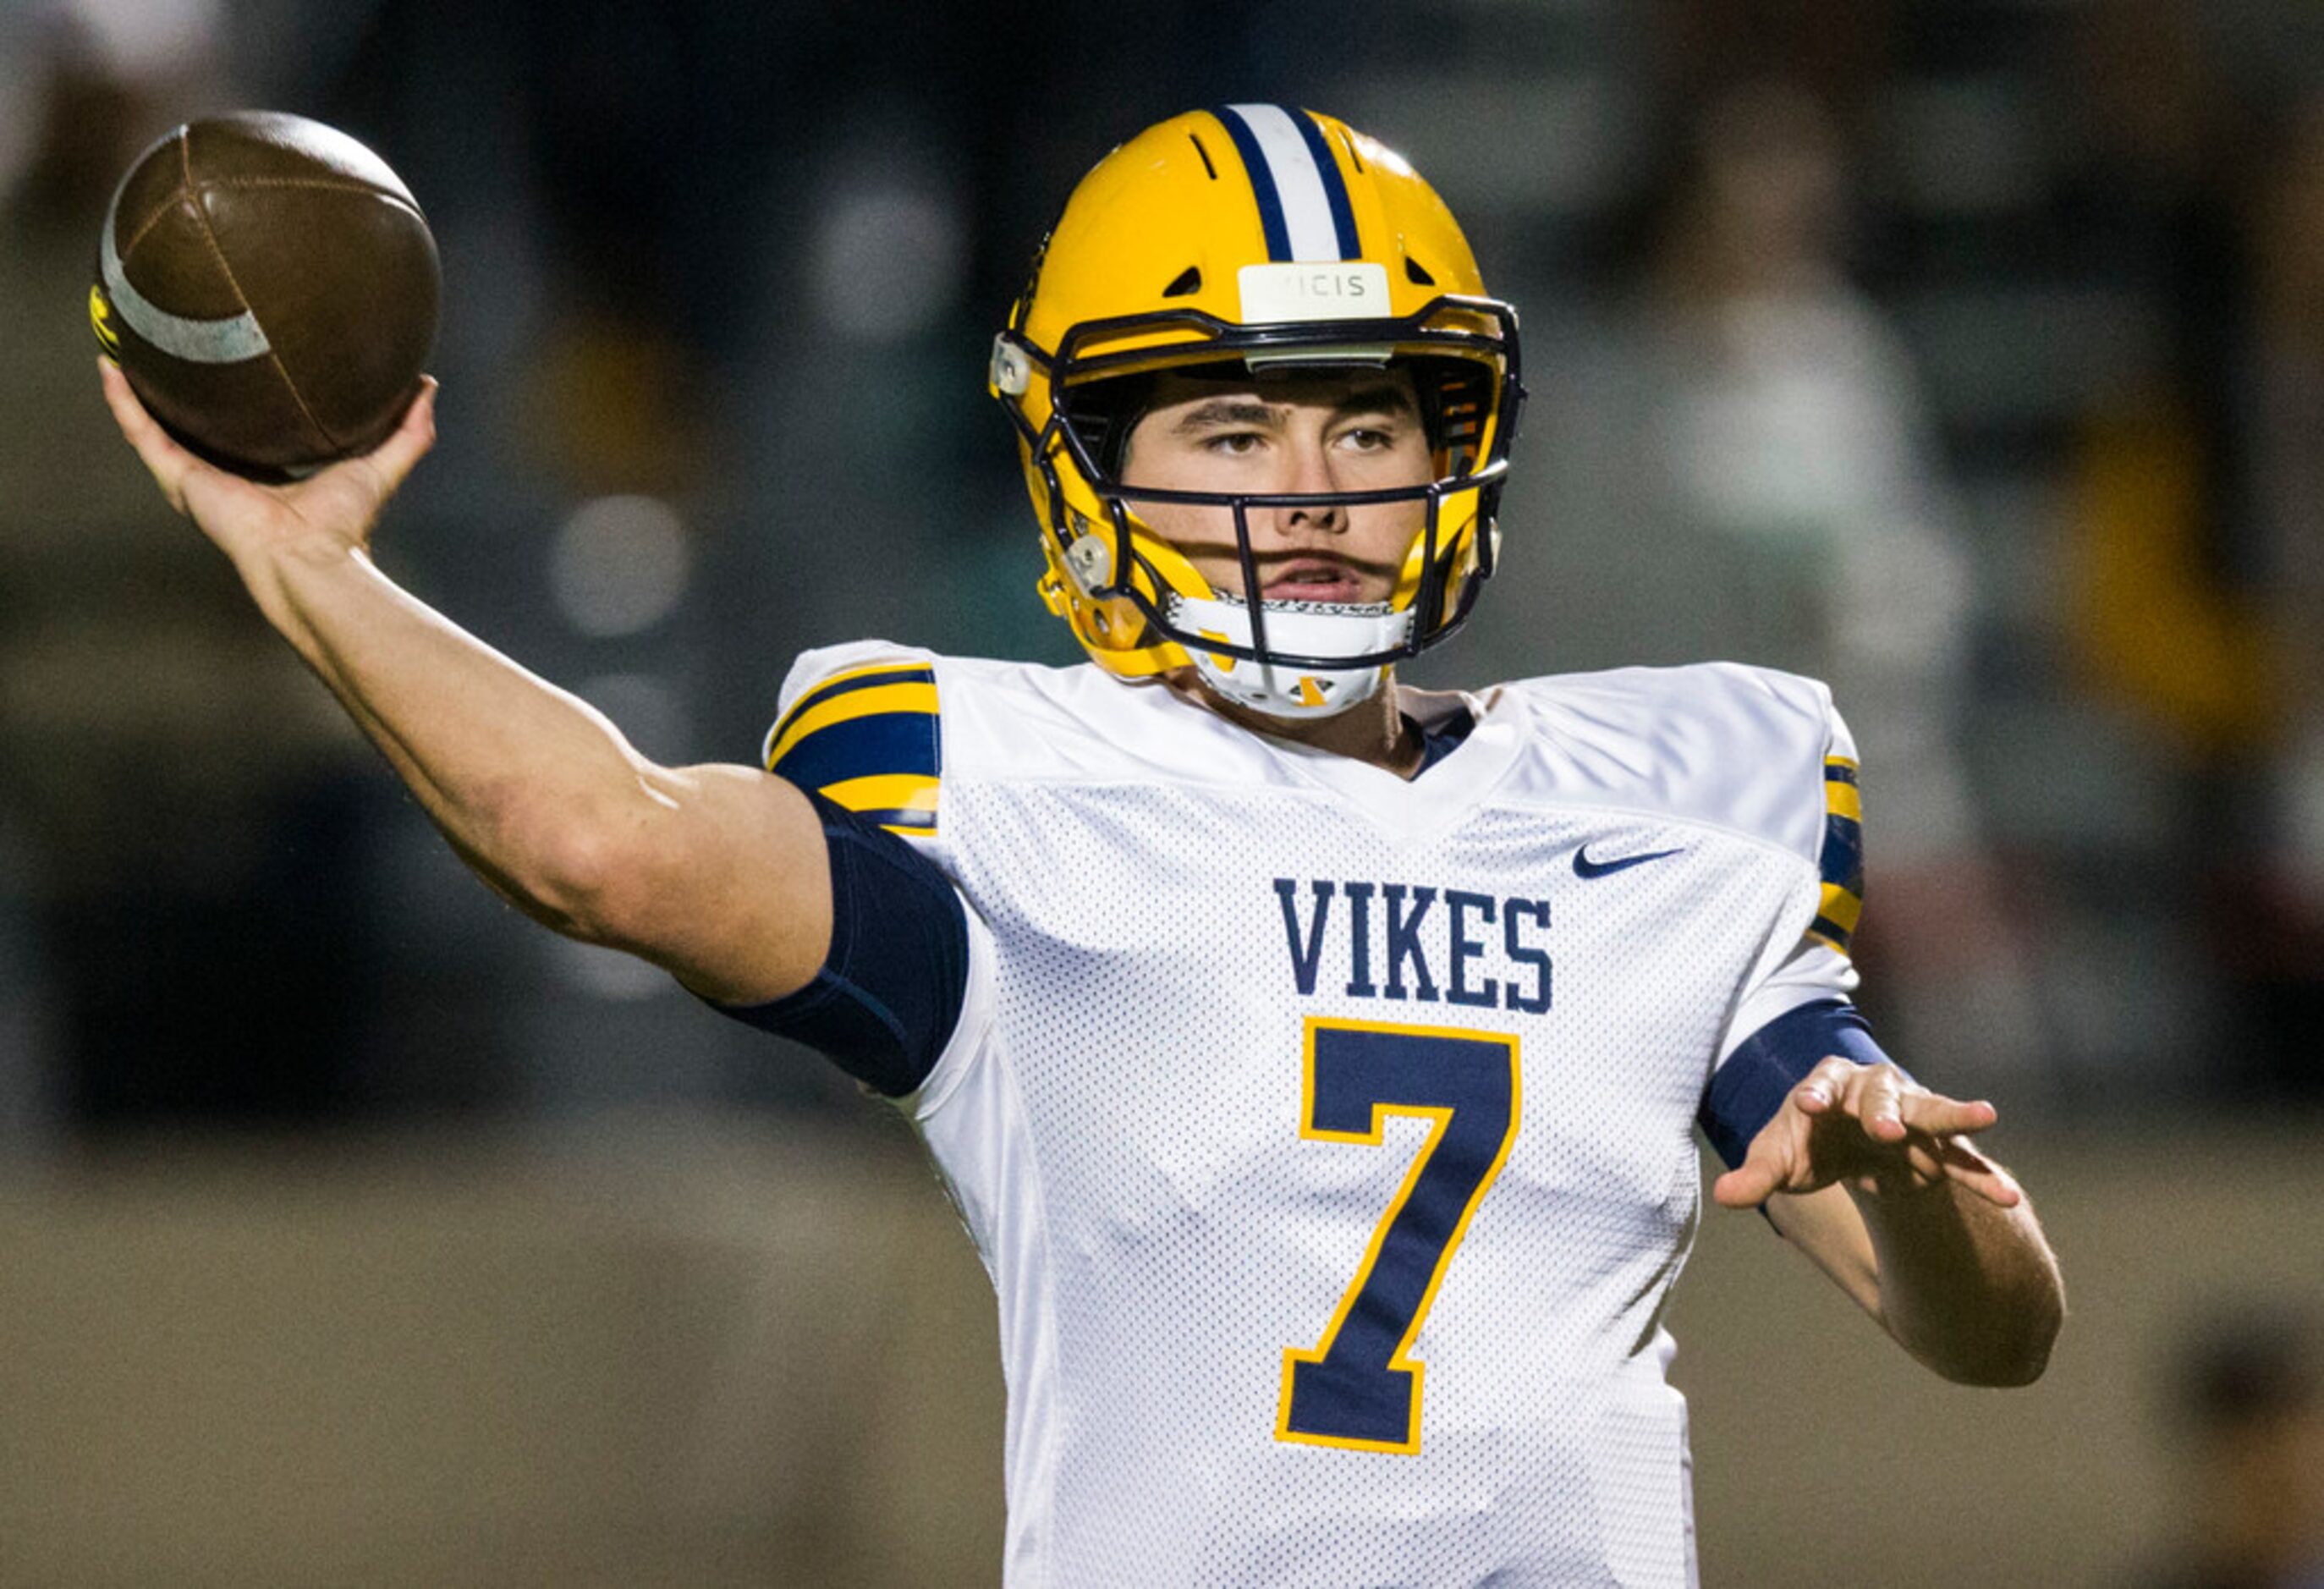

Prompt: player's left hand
[{"left": 1710, "top": 1057, "right": 2023, "bottom": 1212}]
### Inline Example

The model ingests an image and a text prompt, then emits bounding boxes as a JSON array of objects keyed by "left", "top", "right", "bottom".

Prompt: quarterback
[{"left": 103, "top": 105, "right": 2062, "bottom": 1586}]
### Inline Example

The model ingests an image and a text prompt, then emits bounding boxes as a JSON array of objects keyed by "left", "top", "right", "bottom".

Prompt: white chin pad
[{"left": 1167, "top": 592, "right": 1410, "bottom": 719}]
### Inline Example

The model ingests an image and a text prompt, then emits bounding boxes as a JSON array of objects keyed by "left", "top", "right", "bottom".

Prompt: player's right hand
[{"left": 100, "top": 358, "right": 437, "bottom": 568}]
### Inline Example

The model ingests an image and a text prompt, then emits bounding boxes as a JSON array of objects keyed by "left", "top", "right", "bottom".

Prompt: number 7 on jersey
[{"left": 1277, "top": 1017, "right": 1522, "bottom": 1454}]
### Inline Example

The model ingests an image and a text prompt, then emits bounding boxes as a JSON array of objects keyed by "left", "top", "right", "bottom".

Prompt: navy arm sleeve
[
  {"left": 1696, "top": 998, "right": 1909, "bottom": 1169},
  {"left": 704, "top": 791, "right": 970, "bottom": 1097}
]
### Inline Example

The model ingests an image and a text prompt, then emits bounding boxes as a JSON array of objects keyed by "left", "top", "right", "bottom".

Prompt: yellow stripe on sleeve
[
  {"left": 764, "top": 681, "right": 940, "bottom": 769},
  {"left": 819, "top": 773, "right": 940, "bottom": 817},
  {"left": 764, "top": 662, "right": 931, "bottom": 752},
  {"left": 1816, "top": 881, "right": 1864, "bottom": 937}
]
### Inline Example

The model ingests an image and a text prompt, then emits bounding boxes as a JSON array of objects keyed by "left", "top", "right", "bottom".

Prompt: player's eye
[
  {"left": 1202, "top": 430, "right": 1266, "bottom": 456},
  {"left": 1336, "top": 423, "right": 1404, "bottom": 453}
]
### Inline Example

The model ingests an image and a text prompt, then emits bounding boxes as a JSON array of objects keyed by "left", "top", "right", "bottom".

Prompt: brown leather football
[{"left": 91, "top": 112, "right": 439, "bottom": 480}]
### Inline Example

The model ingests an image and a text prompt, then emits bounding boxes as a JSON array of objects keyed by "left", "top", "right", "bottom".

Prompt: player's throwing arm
[{"left": 94, "top": 116, "right": 837, "bottom": 1014}]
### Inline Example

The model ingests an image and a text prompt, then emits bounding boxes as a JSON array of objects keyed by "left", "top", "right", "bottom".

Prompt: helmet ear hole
[
  {"left": 1404, "top": 256, "right": 1437, "bottom": 286},
  {"left": 1162, "top": 267, "right": 1202, "bottom": 298}
]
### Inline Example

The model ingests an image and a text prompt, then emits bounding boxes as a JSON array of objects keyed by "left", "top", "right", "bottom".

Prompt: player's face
[{"left": 1117, "top": 368, "right": 1431, "bottom": 604}]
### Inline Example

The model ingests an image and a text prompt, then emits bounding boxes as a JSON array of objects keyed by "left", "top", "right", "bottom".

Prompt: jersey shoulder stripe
[
  {"left": 765, "top": 651, "right": 940, "bottom": 836},
  {"left": 1808, "top": 755, "right": 1865, "bottom": 954}
]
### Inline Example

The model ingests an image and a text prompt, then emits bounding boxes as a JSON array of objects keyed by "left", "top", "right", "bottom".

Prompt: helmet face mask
[{"left": 992, "top": 105, "right": 1524, "bottom": 718}]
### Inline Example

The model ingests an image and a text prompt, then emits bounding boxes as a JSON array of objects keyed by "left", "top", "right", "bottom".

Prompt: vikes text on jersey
[{"left": 1273, "top": 877, "right": 1552, "bottom": 1012}]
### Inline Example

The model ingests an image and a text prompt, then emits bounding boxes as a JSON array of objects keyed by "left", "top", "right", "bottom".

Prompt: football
[{"left": 91, "top": 111, "right": 439, "bottom": 481}]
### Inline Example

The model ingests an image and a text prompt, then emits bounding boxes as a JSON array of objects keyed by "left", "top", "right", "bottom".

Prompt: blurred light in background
[
  {"left": 47, "top": 0, "right": 223, "bottom": 81},
  {"left": 809, "top": 159, "right": 967, "bottom": 344},
  {"left": 548, "top": 494, "right": 690, "bottom": 638}
]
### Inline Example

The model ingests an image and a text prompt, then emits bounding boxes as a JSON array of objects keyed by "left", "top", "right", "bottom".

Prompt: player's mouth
[{"left": 1261, "top": 557, "right": 1371, "bottom": 603}]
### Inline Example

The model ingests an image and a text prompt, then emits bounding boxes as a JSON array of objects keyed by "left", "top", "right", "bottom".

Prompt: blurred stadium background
[{"left": 4, "top": 0, "right": 2323, "bottom": 1583}]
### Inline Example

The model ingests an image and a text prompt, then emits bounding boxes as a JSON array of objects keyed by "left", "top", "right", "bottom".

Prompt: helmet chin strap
[{"left": 1165, "top": 591, "right": 1411, "bottom": 719}]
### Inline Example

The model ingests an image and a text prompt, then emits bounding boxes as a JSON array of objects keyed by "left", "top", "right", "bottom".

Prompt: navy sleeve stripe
[
  {"left": 1818, "top": 812, "right": 1864, "bottom": 894},
  {"left": 848, "top": 805, "right": 937, "bottom": 833},
  {"left": 770, "top": 710, "right": 939, "bottom": 794},
  {"left": 1808, "top": 913, "right": 1857, "bottom": 952},
  {"left": 1697, "top": 998, "right": 1905, "bottom": 1170},
  {"left": 705, "top": 793, "right": 968, "bottom": 1097}
]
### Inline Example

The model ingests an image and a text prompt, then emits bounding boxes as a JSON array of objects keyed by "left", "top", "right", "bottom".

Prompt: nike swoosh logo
[{"left": 1573, "top": 844, "right": 1684, "bottom": 879}]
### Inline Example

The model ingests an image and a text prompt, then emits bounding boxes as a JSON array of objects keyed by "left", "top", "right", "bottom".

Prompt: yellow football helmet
[{"left": 991, "top": 104, "right": 1524, "bottom": 718}]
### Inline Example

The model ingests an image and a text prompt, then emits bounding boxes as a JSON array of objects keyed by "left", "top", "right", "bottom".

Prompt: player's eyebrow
[
  {"left": 1171, "top": 399, "right": 1282, "bottom": 433},
  {"left": 1169, "top": 384, "right": 1420, "bottom": 434}
]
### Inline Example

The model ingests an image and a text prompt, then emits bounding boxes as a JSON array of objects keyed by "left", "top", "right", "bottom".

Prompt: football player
[{"left": 102, "top": 103, "right": 2063, "bottom": 1587}]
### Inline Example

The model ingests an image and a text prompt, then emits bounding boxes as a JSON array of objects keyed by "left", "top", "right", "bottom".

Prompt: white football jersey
[{"left": 763, "top": 643, "right": 1865, "bottom": 1589}]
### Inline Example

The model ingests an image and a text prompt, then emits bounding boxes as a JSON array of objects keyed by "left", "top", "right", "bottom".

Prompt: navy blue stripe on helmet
[
  {"left": 1211, "top": 104, "right": 1293, "bottom": 261},
  {"left": 1288, "top": 109, "right": 1360, "bottom": 258}
]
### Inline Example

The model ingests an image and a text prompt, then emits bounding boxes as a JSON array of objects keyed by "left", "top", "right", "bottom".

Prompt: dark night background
[{"left": 3, "top": 2, "right": 2321, "bottom": 1583}]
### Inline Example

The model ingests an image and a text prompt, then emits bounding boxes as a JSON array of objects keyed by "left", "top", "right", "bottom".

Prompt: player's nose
[{"left": 1271, "top": 436, "right": 1347, "bottom": 535}]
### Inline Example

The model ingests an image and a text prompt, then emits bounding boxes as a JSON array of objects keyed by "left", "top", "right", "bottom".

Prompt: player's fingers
[
  {"left": 1710, "top": 1161, "right": 1778, "bottom": 1209},
  {"left": 320, "top": 377, "right": 436, "bottom": 526},
  {"left": 1711, "top": 1126, "right": 1799, "bottom": 1208},
  {"left": 1789, "top": 1058, "right": 1852, "bottom": 1115},
  {"left": 362, "top": 377, "right": 438, "bottom": 494},
  {"left": 1881, "top": 1126, "right": 2019, "bottom": 1206},
  {"left": 1895, "top": 1092, "right": 1999, "bottom": 1138},
  {"left": 1933, "top": 1135, "right": 2024, "bottom": 1208},
  {"left": 1843, "top": 1064, "right": 1911, "bottom": 1144},
  {"left": 99, "top": 357, "right": 197, "bottom": 514}
]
